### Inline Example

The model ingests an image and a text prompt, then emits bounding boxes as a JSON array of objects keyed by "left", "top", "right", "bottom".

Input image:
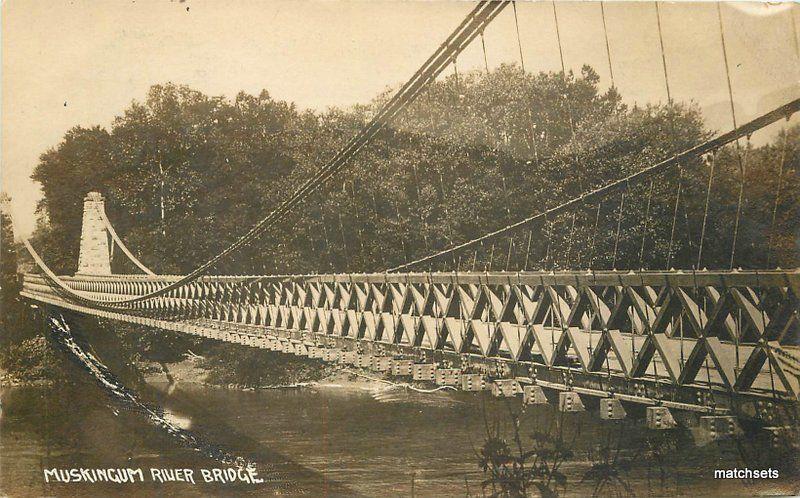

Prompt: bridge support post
[
  {"left": 492, "top": 379, "right": 523, "bottom": 398},
  {"left": 372, "top": 356, "right": 392, "bottom": 372},
  {"left": 339, "top": 351, "right": 358, "bottom": 365},
  {"left": 762, "top": 426, "right": 799, "bottom": 450},
  {"left": 460, "top": 373, "right": 487, "bottom": 391},
  {"left": 755, "top": 400, "right": 778, "bottom": 424},
  {"left": 646, "top": 406, "right": 677, "bottom": 429},
  {"left": 356, "top": 353, "right": 373, "bottom": 369},
  {"left": 523, "top": 385, "right": 549, "bottom": 405},
  {"left": 558, "top": 391, "right": 585, "bottom": 412},
  {"left": 600, "top": 398, "right": 627, "bottom": 420},
  {"left": 434, "top": 368, "right": 460, "bottom": 386},
  {"left": 76, "top": 192, "right": 112, "bottom": 275},
  {"left": 698, "top": 416, "right": 741, "bottom": 441},
  {"left": 323, "top": 348, "right": 340, "bottom": 362},
  {"left": 412, "top": 363, "right": 436, "bottom": 381},
  {"left": 392, "top": 359, "right": 413, "bottom": 376}
]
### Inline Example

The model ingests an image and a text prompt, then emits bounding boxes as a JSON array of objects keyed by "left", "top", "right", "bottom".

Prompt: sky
[{"left": 2, "top": 0, "right": 799, "bottom": 238}]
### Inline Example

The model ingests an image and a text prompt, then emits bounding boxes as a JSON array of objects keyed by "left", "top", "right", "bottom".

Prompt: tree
[
  {"left": 1, "top": 193, "right": 31, "bottom": 345},
  {"left": 31, "top": 126, "right": 112, "bottom": 273},
  {"left": 27, "top": 68, "right": 798, "bottom": 278}
]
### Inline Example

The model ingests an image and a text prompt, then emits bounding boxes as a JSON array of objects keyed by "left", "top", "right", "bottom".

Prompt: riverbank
[
  {"left": 0, "top": 335, "right": 63, "bottom": 388},
  {"left": 0, "top": 318, "right": 398, "bottom": 394},
  {"left": 142, "top": 355, "right": 408, "bottom": 393},
  {"left": 0, "top": 366, "right": 54, "bottom": 388}
]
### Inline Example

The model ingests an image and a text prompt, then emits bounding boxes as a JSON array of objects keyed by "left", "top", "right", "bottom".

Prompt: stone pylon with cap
[{"left": 76, "top": 192, "right": 111, "bottom": 275}]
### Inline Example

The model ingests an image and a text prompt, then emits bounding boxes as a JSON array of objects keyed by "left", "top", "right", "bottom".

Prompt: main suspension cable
[
  {"left": 98, "top": 207, "right": 155, "bottom": 275},
  {"left": 766, "top": 132, "right": 789, "bottom": 267},
  {"left": 512, "top": 1, "right": 526, "bottom": 73},
  {"left": 717, "top": 2, "right": 747, "bottom": 269},
  {"left": 600, "top": 1, "right": 615, "bottom": 87},
  {"left": 655, "top": 2, "right": 672, "bottom": 103},
  {"left": 26, "top": 0, "right": 509, "bottom": 308},
  {"left": 696, "top": 152, "right": 716, "bottom": 269},
  {"left": 665, "top": 165, "right": 683, "bottom": 268}
]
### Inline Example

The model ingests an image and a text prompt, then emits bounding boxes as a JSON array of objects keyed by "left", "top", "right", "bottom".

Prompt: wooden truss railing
[{"left": 23, "top": 270, "right": 799, "bottom": 407}]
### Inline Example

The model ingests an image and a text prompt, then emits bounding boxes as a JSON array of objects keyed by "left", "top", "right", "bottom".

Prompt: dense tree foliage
[
  {"left": 1, "top": 193, "right": 27, "bottom": 345},
  {"left": 30, "top": 65, "right": 799, "bottom": 276}
]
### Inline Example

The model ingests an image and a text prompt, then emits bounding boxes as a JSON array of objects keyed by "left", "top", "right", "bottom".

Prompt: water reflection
[{"left": 162, "top": 409, "right": 192, "bottom": 431}]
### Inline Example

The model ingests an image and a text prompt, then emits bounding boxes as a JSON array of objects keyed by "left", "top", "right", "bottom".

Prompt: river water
[{"left": 2, "top": 357, "right": 799, "bottom": 496}]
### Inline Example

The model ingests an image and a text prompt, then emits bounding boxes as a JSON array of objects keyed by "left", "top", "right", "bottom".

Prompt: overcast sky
[{"left": 3, "top": 0, "right": 798, "bottom": 237}]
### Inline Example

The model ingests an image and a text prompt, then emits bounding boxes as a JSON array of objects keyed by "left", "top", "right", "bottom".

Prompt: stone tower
[{"left": 76, "top": 192, "right": 111, "bottom": 275}]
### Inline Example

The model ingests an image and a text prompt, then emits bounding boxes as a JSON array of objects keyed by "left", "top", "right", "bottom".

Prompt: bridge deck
[{"left": 22, "top": 269, "right": 800, "bottom": 420}]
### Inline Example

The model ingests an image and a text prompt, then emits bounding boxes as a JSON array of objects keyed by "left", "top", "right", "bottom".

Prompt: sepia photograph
[{"left": 1, "top": 0, "right": 799, "bottom": 496}]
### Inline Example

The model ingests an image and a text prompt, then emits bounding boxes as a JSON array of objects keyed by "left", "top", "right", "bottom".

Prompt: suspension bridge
[{"left": 18, "top": 1, "right": 800, "bottom": 435}]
